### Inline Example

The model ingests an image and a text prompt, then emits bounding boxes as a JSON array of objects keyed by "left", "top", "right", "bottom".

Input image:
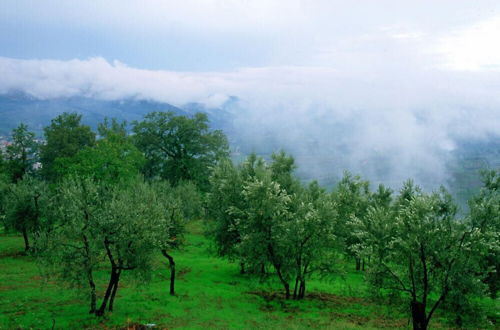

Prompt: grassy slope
[{"left": 0, "top": 222, "right": 487, "bottom": 329}]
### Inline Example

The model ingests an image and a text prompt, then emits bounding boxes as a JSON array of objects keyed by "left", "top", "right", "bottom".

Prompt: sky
[
  {"left": 2, "top": 0, "right": 500, "bottom": 71},
  {"left": 1, "top": 0, "right": 500, "bottom": 190}
]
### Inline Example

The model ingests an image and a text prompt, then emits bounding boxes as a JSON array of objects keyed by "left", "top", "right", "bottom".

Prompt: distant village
[
  {"left": 0, "top": 135, "right": 44, "bottom": 170},
  {"left": 0, "top": 136, "right": 10, "bottom": 152}
]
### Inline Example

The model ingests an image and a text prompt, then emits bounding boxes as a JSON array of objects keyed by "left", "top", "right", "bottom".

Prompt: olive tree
[
  {"left": 269, "top": 150, "right": 299, "bottom": 194},
  {"left": 151, "top": 180, "right": 187, "bottom": 296},
  {"left": 229, "top": 167, "right": 294, "bottom": 297},
  {"left": 286, "top": 182, "right": 337, "bottom": 299},
  {"left": 171, "top": 181, "right": 204, "bottom": 222},
  {"left": 353, "top": 183, "right": 488, "bottom": 330},
  {"left": 4, "top": 175, "right": 48, "bottom": 252},
  {"left": 206, "top": 154, "right": 268, "bottom": 274},
  {"left": 206, "top": 159, "right": 244, "bottom": 268},
  {"left": 468, "top": 170, "right": 499, "bottom": 299},
  {"left": 36, "top": 176, "right": 103, "bottom": 313},
  {"left": 332, "top": 171, "right": 371, "bottom": 270},
  {"left": 95, "top": 180, "right": 168, "bottom": 315},
  {"left": 223, "top": 154, "right": 336, "bottom": 299},
  {"left": 37, "top": 176, "right": 183, "bottom": 316},
  {"left": 348, "top": 183, "right": 394, "bottom": 268}
]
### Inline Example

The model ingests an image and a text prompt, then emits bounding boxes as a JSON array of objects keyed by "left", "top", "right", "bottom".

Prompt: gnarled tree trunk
[
  {"left": 108, "top": 269, "right": 121, "bottom": 311},
  {"left": 22, "top": 227, "right": 30, "bottom": 252},
  {"left": 161, "top": 250, "right": 176, "bottom": 295},
  {"left": 96, "top": 267, "right": 120, "bottom": 316},
  {"left": 293, "top": 277, "right": 299, "bottom": 299},
  {"left": 87, "top": 270, "right": 96, "bottom": 314},
  {"left": 298, "top": 280, "right": 306, "bottom": 299},
  {"left": 411, "top": 301, "right": 427, "bottom": 330}
]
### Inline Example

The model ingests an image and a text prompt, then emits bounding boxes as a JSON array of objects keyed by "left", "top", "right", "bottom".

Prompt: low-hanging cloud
[{"left": 0, "top": 55, "right": 499, "bottom": 191}]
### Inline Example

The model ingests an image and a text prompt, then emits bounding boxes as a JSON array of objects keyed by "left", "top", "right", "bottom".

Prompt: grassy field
[{"left": 0, "top": 222, "right": 494, "bottom": 329}]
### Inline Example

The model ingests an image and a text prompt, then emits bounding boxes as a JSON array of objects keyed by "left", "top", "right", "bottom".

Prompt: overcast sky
[
  {"left": 1, "top": 1, "right": 500, "bottom": 190},
  {"left": 2, "top": 0, "right": 500, "bottom": 71}
]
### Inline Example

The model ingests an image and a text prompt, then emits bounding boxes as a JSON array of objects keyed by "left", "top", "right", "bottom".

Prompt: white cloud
[
  {"left": 1, "top": 56, "right": 499, "bottom": 132},
  {"left": 435, "top": 15, "right": 500, "bottom": 71},
  {"left": 1, "top": 55, "right": 499, "bottom": 191}
]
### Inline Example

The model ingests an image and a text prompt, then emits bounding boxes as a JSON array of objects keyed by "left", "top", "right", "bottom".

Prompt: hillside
[
  {"left": 3, "top": 222, "right": 496, "bottom": 329},
  {"left": 0, "top": 93, "right": 186, "bottom": 137}
]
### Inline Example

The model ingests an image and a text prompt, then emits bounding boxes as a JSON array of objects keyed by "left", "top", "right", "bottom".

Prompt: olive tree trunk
[
  {"left": 161, "top": 250, "right": 176, "bottom": 295},
  {"left": 411, "top": 301, "right": 427, "bottom": 330}
]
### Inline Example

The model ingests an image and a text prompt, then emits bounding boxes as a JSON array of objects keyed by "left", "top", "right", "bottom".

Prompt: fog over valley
[
  {"left": 1, "top": 55, "right": 499, "bottom": 201},
  {"left": 1, "top": 0, "right": 500, "bottom": 200}
]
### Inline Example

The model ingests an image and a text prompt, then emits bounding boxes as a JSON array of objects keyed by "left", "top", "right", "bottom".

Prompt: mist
[{"left": 1, "top": 56, "right": 499, "bottom": 192}]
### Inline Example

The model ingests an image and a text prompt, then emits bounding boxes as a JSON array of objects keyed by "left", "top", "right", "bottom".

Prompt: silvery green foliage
[
  {"left": 35, "top": 176, "right": 103, "bottom": 302},
  {"left": 349, "top": 205, "right": 396, "bottom": 267},
  {"left": 230, "top": 168, "right": 292, "bottom": 278},
  {"left": 100, "top": 180, "right": 167, "bottom": 277},
  {"left": 467, "top": 170, "right": 499, "bottom": 300},
  {"left": 352, "top": 182, "right": 489, "bottom": 329},
  {"left": 349, "top": 184, "right": 393, "bottom": 263},
  {"left": 171, "top": 180, "right": 203, "bottom": 221},
  {"left": 36, "top": 176, "right": 184, "bottom": 314},
  {"left": 285, "top": 182, "right": 337, "bottom": 297},
  {"left": 4, "top": 175, "right": 49, "bottom": 251},
  {"left": 332, "top": 172, "right": 371, "bottom": 268},
  {"left": 149, "top": 180, "right": 186, "bottom": 251},
  {"left": 206, "top": 158, "right": 244, "bottom": 259},
  {"left": 221, "top": 153, "right": 337, "bottom": 299}
]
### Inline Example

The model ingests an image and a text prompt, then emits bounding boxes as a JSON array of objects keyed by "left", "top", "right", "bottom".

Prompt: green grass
[{"left": 0, "top": 223, "right": 492, "bottom": 329}]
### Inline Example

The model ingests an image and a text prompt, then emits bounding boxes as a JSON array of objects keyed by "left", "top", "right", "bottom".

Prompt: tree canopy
[
  {"left": 132, "top": 111, "right": 229, "bottom": 190},
  {"left": 56, "top": 122, "right": 144, "bottom": 185},
  {"left": 4, "top": 123, "right": 39, "bottom": 183},
  {"left": 40, "top": 112, "right": 95, "bottom": 181}
]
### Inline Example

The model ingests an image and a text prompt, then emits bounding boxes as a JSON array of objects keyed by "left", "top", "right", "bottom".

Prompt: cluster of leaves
[
  {"left": 468, "top": 170, "right": 500, "bottom": 294},
  {"left": 40, "top": 113, "right": 96, "bottom": 181},
  {"left": 132, "top": 111, "right": 229, "bottom": 190}
]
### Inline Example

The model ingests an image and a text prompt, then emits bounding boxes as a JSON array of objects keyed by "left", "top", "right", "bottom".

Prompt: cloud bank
[{"left": 1, "top": 55, "right": 499, "bottom": 192}]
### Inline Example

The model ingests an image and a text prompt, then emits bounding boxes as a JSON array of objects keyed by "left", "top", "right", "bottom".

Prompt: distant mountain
[{"left": 0, "top": 92, "right": 230, "bottom": 137}]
